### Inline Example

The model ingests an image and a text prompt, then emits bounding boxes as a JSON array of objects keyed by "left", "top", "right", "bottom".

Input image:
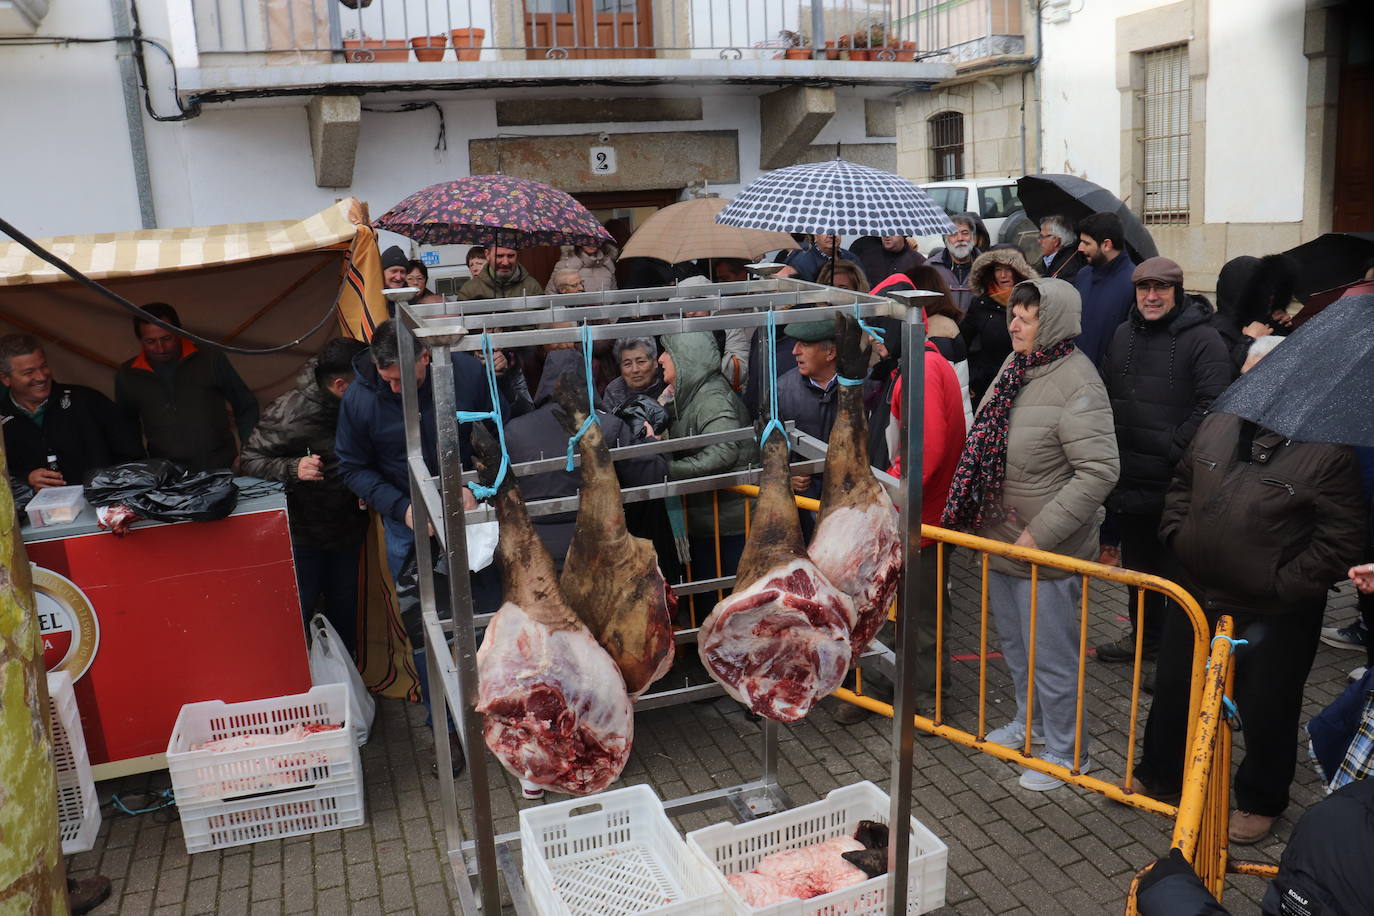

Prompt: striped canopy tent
[{"left": 0, "top": 198, "right": 388, "bottom": 405}]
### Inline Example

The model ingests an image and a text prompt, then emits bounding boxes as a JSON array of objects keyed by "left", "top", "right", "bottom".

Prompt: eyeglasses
[
  {"left": 1037, "top": 234, "right": 1055, "bottom": 240},
  {"left": 1135, "top": 280, "right": 1172, "bottom": 292}
]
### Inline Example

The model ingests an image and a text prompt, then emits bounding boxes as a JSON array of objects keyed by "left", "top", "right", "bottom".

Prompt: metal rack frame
[{"left": 393, "top": 278, "right": 928, "bottom": 915}]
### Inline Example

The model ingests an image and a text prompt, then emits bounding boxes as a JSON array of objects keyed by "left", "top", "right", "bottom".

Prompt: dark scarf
[{"left": 941, "top": 338, "right": 1077, "bottom": 531}]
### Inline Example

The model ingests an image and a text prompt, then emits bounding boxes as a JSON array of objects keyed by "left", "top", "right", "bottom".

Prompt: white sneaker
[
  {"left": 1018, "top": 753, "right": 1092, "bottom": 791},
  {"left": 1351, "top": 666, "right": 1368, "bottom": 682},
  {"left": 983, "top": 720, "right": 1045, "bottom": 749}
]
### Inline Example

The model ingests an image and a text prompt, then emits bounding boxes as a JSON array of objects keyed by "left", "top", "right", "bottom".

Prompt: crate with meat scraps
[{"left": 686, "top": 781, "right": 948, "bottom": 916}]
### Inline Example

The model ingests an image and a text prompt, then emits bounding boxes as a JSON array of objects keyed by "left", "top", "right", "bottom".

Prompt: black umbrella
[
  {"left": 1280, "top": 232, "right": 1374, "bottom": 301},
  {"left": 1016, "top": 174, "right": 1159, "bottom": 263},
  {"left": 1211, "top": 290, "right": 1374, "bottom": 447}
]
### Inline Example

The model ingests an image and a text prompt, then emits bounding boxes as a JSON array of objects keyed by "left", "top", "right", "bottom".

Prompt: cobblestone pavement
[{"left": 73, "top": 554, "right": 1366, "bottom": 915}]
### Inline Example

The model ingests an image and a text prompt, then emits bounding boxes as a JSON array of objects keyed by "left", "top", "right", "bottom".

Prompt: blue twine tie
[
  {"left": 759, "top": 309, "right": 787, "bottom": 447},
  {"left": 853, "top": 300, "right": 886, "bottom": 343},
  {"left": 835, "top": 375, "right": 865, "bottom": 387},
  {"left": 455, "top": 333, "right": 509, "bottom": 500},
  {"left": 564, "top": 322, "right": 601, "bottom": 472},
  {"left": 1204, "top": 635, "right": 1249, "bottom": 670}
]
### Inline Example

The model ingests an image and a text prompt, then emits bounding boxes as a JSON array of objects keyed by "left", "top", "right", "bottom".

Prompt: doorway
[
  {"left": 520, "top": 188, "right": 681, "bottom": 289},
  {"left": 523, "top": 0, "right": 655, "bottom": 60},
  {"left": 1332, "top": 4, "right": 1373, "bottom": 231}
]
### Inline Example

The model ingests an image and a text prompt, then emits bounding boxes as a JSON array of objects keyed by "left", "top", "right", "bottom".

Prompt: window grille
[
  {"left": 929, "top": 111, "right": 965, "bottom": 181},
  {"left": 1140, "top": 44, "right": 1190, "bottom": 224}
]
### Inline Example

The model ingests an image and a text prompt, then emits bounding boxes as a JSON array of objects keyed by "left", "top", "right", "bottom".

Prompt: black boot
[{"left": 68, "top": 875, "right": 112, "bottom": 915}]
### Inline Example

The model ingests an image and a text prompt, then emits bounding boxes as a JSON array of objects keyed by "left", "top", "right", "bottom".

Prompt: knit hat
[
  {"left": 381, "top": 246, "right": 409, "bottom": 271},
  {"left": 1132, "top": 257, "right": 1184, "bottom": 286}
]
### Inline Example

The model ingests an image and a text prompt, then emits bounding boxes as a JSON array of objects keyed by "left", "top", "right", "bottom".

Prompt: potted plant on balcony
[
  {"left": 449, "top": 27, "right": 485, "bottom": 61},
  {"left": 342, "top": 29, "right": 408, "bottom": 62},
  {"left": 850, "top": 22, "right": 901, "bottom": 61},
  {"left": 777, "top": 29, "right": 812, "bottom": 60},
  {"left": 410, "top": 34, "right": 446, "bottom": 62}
]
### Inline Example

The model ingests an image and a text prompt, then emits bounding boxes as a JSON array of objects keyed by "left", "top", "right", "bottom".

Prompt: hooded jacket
[
  {"left": 457, "top": 262, "right": 545, "bottom": 301},
  {"left": 241, "top": 361, "right": 367, "bottom": 549},
  {"left": 1072, "top": 250, "right": 1136, "bottom": 366},
  {"left": 335, "top": 349, "right": 500, "bottom": 524},
  {"left": 888, "top": 348, "right": 967, "bottom": 546},
  {"left": 1100, "top": 294, "right": 1232, "bottom": 515},
  {"left": 543, "top": 242, "right": 619, "bottom": 294},
  {"left": 961, "top": 248, "right": 1040, "bottom": 408},
  {"left": 870, "top": 273, "right": 973, "bottom": 430},
  {"left": 1210, "top": 255, "right": 1262, "bottom": 377},
  {"left": 661, "top": 331, "right": 756, "bottom": 537},
  {"left": 1160, "top": 412, "right": 1364, "bottom": 615},
  {"left": 975, "top": 277, "right": 1120, "bottom": 578},
  {"left": 502, "top": 349, "right": 665, "bottom": 566}
]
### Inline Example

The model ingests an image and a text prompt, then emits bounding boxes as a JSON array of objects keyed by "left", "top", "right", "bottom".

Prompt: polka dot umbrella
[
  {"left": 374, "top": 175, "right": 614, "bottom": 249},
  {"left": 715, "top": 158, "right": 957, "bottom": 239}
]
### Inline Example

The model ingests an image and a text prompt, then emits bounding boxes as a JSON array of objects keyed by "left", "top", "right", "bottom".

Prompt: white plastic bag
[
  {"left": 466, "top": 520, "right": 499, "bottom": 571},
  {"left": 308, "top": 614, "right": 374, "bottom": 746}
]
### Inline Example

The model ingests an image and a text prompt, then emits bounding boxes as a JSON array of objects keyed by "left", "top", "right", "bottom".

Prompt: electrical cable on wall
[
  {"left": 361, "top": 101, "right": 447, "bottom": 151},
  {"left": 0, "top": 215, "right": 338, "bottom": 356}
]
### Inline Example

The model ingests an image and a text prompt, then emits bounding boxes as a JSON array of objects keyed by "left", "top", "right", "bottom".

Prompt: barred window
[
  {"left": 929, "top": 111, "right": 964, "bottom": 182},
  {"left": 1140, "top": 44, "right": 1190, "bottom": 224}
]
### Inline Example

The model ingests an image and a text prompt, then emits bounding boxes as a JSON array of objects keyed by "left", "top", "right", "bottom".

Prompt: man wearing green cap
[{"left": 776, "top": 319, "right": 843, "bottom": 501}]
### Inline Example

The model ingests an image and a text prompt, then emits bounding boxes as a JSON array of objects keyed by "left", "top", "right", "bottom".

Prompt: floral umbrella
[{"left": 374, "top": 176, "right": 614, "bottom": 249}]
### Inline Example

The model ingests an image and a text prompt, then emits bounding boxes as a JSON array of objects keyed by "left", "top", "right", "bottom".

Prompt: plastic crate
[
  {"left": 685, "top": 782, "right": 947, "bottom": 916},
  {"left": 521, "top": 785, "right": 725, "bottom": 916},
  {"left": 166, "top": 685, "right": 357, "bottom": 806},
  {"left": 177, "top": 778, "right": 365, "bottom": 853},
  {"left": 47, "top": 672, "right": 100, "bottom": 854}
]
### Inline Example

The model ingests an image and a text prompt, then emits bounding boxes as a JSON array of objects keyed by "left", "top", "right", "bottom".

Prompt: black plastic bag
[
  {"left": 124, "top": 470, "right": 238, "bottom": 523},
  {"left": 84, "top": 459, "right": 181, "bottom": 505},
  {"left": 614, "top": 393, "right": 669, "bottom": 439}
]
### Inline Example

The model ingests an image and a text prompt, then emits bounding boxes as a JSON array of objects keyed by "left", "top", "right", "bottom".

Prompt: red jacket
[{"left": 889, "top": 343, "right": 967, "bottom": 545}]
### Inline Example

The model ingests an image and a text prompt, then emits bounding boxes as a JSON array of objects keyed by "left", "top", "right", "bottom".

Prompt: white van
[{"left": 916, "top": 178, "right": 1023, "bottom": 256}]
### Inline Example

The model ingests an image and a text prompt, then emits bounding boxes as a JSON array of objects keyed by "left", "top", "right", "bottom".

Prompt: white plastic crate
[
  {"left": 177, "top": 779, "right": 365, "bottom": 853},
  {"left": 685, "top": 782, "right": 948, "bottom": 916},
  {"left": 47, "top": 671, "right": 101, "bottom": 854},
  {"left": 166, "top": 684, "right": 357, "bottom": 806},
  {"left": 520, "top": 785, "right": 725, "bottom": 916}
]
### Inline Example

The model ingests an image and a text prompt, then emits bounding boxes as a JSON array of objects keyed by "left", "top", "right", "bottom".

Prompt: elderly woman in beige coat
[{"left": 942, "top": 276, "right": 1119, "bottom": 791}]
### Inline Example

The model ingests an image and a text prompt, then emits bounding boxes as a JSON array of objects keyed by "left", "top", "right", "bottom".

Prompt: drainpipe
[
  {"left": 1020, "top": 0, "right": 1045, "bottom": 176},
  {"left": 109, "top": 0, "right": 158, "bottom": 228}
]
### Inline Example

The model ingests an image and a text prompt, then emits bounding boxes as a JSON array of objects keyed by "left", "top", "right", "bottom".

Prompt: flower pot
[
  {"left": 410, "top": 35, "right": 446, "bottom": 62},
  {"left": 343, "top": 38, "right": 408, "bottom": 62},
  {"left": 784, "top": 47, "right": 811, "bottom": 60},
  {"left": 449, "top": 27, "right": 484, "bottom": 61},
  {"left": 849, "top": 49, "right": 871, "bottom": 61},
  {"left": 895, "top": 40, "right": 917, "bottom": 62},
  {"left": 823, "top": 40, "right": 839, "bottom": 60}
]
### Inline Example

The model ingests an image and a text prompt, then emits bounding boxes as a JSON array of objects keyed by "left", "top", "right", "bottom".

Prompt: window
[
  {"left": 979, "top": 184, "right": 1021, "bottom": 219},
  {"left": 924, "top": 186, "right": 967, "bottom": 216},
  {"left": 1140, "top": 44, "right": 1190, "bottom": 223},
  {"left": 929, "top": 111, "right": 964, "bottom": 181}
]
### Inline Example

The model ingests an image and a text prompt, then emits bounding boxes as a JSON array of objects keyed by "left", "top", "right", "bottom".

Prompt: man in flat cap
[
  {"left": 1094, "top": 256, "right": 1231, "bottom": 668},
  {"left": 776, "top": 319, "right": 842, "bottom": 503}
]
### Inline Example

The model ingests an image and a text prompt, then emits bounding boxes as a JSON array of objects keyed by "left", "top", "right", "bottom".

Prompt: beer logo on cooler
[{"left": 33, "top": 566, "right": 99, "bottom": 681}]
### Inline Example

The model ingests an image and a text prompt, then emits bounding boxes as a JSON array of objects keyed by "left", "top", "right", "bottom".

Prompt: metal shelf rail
[{"left": 394, "top": 278, "right": 930, "bottom": 915}]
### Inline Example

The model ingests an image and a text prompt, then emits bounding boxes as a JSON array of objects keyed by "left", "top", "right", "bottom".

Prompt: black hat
[
  {"left": 783, "top": 319, "right": 837, "bottom": 343},
  {"left": 381, "top": 246, "right": 409, "bottom": 271}
]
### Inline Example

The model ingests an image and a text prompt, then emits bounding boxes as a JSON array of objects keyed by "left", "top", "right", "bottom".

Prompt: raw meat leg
[
  {"left": 809, "top": 315, "right": 902, "bottom": 664},
  {"left": 554, "top": 371, "right": 676, "bottom": 697},
  {"left": 697, "top": 422, "right": 854, "bottom": 722},
  {"left": 471, "top": 424, "right": 634, "bottom": 795}
]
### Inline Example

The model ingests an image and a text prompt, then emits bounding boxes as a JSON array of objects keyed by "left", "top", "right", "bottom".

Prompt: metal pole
[
  {"left": 108, "top": 0, "right": 157, "bottom": 228},
  {"left": 429, "top": 345, "right": 499, "bottom": 916},
  {"left": 886, "top": 299, "right": 926, "bottom": 914}
]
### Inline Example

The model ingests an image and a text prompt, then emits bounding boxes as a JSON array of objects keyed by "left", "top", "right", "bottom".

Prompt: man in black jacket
[
  {"left": 114, "top": 303, "right": 259, "bottom": 472},
  {"left": 1095, "top": 258, "right": 1232, "bottom": 664},
  {"left": 0, "top": 334, "right": 143, "bottom": 489},
  {"left": 1134, "top": 391, "right": 1364, "bottom": 844},
  {"left": 241, "top": 338, "right": 369, "bottom": 655}
]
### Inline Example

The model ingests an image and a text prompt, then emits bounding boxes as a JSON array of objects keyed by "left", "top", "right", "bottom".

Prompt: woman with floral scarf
[{"left": 941, "top": 277, "right": 1119, "bottom": 791}]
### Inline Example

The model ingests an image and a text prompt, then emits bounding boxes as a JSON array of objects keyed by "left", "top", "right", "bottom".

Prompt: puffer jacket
[
  {"left": 241, "top": 361, "right": 367, "bottom": 549},
  {"left": 1160, "top": 411, "right": 1365, "bottom": 615},
  {"left": 1100, "top": 295, "right": 1232, "bottom": 515},
  {"left": 544, "top": 242, "right": 619, "bottom": 294},
  {"left": 975, "top": 277, "right": 1120, "bottom": 578},
  {"left": 661, "top": 331, "right": 756, "bottom": 537},
  {"left": 458, "top": 262, "right": 544, "bottom": 300},
  {"left": 961, "top": 248, "right": 1040, "bottom": 408}
]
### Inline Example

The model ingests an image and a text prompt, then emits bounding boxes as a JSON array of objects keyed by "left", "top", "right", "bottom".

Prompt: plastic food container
[
  {"left": 26, "top": 485, "right": 87, "bottom": 526},
  {"left": 686, "top": 781, "right": 948, "bottom": 916}
]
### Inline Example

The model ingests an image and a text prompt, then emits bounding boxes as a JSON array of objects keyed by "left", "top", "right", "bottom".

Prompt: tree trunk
[{"left": 0, "top": 440, "right": 69, "bottom": 914}]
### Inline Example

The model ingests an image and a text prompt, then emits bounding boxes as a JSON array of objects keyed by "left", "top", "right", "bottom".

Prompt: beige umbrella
[{"left": 620, "top": 196, "right": 799, "bottom": 263}]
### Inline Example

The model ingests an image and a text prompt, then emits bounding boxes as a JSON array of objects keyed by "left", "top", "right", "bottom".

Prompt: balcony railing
[{"left": 180, "top": 0, "right": 1023, "bottom": 69}]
